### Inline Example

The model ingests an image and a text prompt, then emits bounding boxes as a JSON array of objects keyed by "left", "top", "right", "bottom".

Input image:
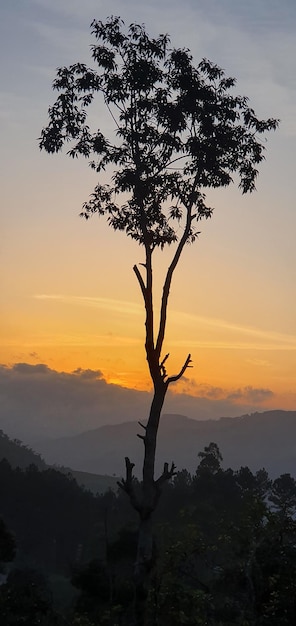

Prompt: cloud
[
  {"left": 34, "top": 294, "right": 142, "bottom": 316},
  {"left": 0, "top": 363, "right": 277, "bottom": 446},
  {"left": 171, "top": 377, "right": 274, "bottom": 405},
  {"left": 0, "top": 363, "right": 151, "bottom": 443},
  {"left": 13, "top": 363, "right": 50, "bottom": 375},
  {"left": 246, "top": 358, "right": 271, "bottom": 368},
  {"left": 33, "top": 294, "right": 296, "bottom": 351},
  {"left": 173, "top": 378, "right": 224, "bottom": 399},
  {"left": 226, "top": 386, "right": 274, "bottom": 404},
  {"left": 171, "top": 312, "right": 296, "bottom": 350},
  {"left": 72, "top": 368, "right": 103, "bottom": 380}
]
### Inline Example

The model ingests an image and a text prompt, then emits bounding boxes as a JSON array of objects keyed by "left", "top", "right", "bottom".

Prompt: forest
[{"left": 1, "top": 435, "right": 296, "bottom": 625}]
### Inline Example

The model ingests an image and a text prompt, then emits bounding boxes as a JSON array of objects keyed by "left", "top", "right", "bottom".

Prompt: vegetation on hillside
[
  {"left": 1, "top": 441, "right": 296, "bottom": 624},
  {"left": 0, "top": 429, "right": 46, "bottom": 470},
  {"left": 0, "top": 428, "right": 118, "bottom": 493}
]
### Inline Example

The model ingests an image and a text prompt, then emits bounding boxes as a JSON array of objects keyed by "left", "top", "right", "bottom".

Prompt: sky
[{"left": 0, "top": 0, "right": 296, "bottom": 441}]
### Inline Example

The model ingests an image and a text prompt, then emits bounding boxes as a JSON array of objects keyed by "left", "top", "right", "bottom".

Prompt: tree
[
  {"left": 269, "top": 473, "right": 296, "bottom": 519},
  {"left": 39, "top": 15, "right": 278, "bottom": 615},
  {"left": 0, "top": 518, "right": 15, "bottom": 565},
  {"left": 196, "top": 442, "right": 223, "bottom": 475},
  {"left": 0, "top": 569, "right": 54, "bottom": 626}
]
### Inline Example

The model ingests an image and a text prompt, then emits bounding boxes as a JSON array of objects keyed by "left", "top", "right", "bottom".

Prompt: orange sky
[{"left": 1, "top": 208, "right": 296, "bottom": 411}]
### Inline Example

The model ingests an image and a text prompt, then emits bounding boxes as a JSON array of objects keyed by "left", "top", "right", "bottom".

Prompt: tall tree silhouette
[{"left": 40, "top": 15, "right": 278, "bottom": 613}]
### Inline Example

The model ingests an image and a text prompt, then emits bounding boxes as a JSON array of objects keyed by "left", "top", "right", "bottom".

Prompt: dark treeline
[{"left": 1, "top": 442, "right": 296, "bottom": 624}]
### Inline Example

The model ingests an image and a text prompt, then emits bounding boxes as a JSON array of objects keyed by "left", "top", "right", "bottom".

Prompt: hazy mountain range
[
  {"left": 34, "top": 410, "right": 296, "bottom": 479},
  {"left": 0, "top": 429, "right": 118, "bottom": 493}
]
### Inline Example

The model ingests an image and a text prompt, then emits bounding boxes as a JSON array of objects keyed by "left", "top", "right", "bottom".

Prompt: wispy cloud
[
  {"left": 34, "top": 294, "right": 143, "bottom": 316},
  {"left": 246, "top": 358, "right": 271, "bottom": 367},
  {"left": 2, "top": 334, "right": 141, "bottom": 348},
  {"left": 170, "top": 311, "right": 296, "bottom": 351},
  {"left": 170, "top": 339, "right": 296, "bottom": 351},
  {"left": 34, "top": 294, "right": 296, "bottom": 351}
]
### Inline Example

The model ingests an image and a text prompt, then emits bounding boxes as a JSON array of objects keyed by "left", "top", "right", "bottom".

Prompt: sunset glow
[{"left": 1, "top": 0, "right": 296, "bottom": 427}]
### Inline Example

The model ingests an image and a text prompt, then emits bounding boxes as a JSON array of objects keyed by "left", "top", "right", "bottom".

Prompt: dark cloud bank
[{"left": 0, "top": 363, "right": 274, "bottom": 444}]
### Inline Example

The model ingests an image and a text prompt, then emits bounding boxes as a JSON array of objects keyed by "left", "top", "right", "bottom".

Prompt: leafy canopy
[{"left": 40, "top": 16, "right": 278, "bottom": 249}]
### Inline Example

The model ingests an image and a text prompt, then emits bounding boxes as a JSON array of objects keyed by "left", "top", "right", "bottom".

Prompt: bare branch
[
  {"left": 160, "top": 353, "right": 170, "bottom": 367},
  {"left": 117, "top": 456, "right": 134, "bottom": 491},
  {"left": 155, "top": 204, "right": 193, "bottom": 359},
  {"left": 160, "top": 353, "right": 170, "bottom": 379},
  {"left": 138, "top": 421, "right": 147, "bottom": 431},
  {"left": 154, "top": 152, "right": 189, "bottom": 176},
  {"left": 155, "top": 461, "right": 177, "bottom": 488},
  {"left": 166, "top": 353, "right": 192, "bottom": 385},
  {"left": 117, "top": 457, "right": 141, "bottom": 512},
  {"left": 133, "top": 264, "right": 146, "bottom": 300},
  {"left": 104, "top": 99, "right": 121, "bottom": 129}
]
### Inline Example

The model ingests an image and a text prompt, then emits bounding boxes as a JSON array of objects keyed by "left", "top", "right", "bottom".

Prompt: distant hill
[
  {"left": 0, "top": 429, "right": 46, "bottom": 470},
  {"left": 67, "top": 469, "right": 118, "bottom": 494},
  {"left": 0, "top": 429, "right": 118, "bottom": 493},
  {"left": 34, "top": 411, "right": 296, "bottom": 479}
]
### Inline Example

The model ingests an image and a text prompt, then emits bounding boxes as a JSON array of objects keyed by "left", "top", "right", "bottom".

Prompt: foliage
[
  {"left": 1, "top": 442, "right": 296, "bottom": 623},
  {"left": 0, "top": 459, "right": 124, "bottom": 574},
  {"left": 196, "top": 441, "right": 223, "bottom": 475},
  {"left": 40, "top": 16, "right": 278, "bottom": 251},
  {"left": 269, "top": 472, "right": 296, "bottom": 517},
  {"left": 0, "top": 568, "right": 61, "bottom": 625},
  {"left": 0, "top": 518, "right": 15, "bottom": 564},
  {"left": 0, "top": 429, "right": 46, "bottom": 470}
]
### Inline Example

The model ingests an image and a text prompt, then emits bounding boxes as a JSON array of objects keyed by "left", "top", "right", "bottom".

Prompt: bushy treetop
[{"left": 40, "top": 16, "right": 278, "bottom": 250}]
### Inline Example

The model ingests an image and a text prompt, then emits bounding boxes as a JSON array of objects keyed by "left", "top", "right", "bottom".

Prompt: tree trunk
[
  {"left": 134, "top": 383, "right": 166, "bottom": 602},
  {"left": 133, "top": 516, "right": 153, "bottom": 625},
  {"left": 118, "top": 255, "right": 191, "bottom": 623}
]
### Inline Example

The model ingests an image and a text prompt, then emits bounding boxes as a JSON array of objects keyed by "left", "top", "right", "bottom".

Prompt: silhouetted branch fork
[
  {"left": 117, "top": 456, "right": 134, "bottom": 491},
  {"left": 167, "top": 353, "right": 192, "bottom": 384},
  {"left": 117, "top": 457, "right": 141, "bottom": 511},
  {"left": 137, "top": 421, "right": 147, "bottom": 442},
  {"left": 155, "top": 461, "right": 176, "bottom": 488}
]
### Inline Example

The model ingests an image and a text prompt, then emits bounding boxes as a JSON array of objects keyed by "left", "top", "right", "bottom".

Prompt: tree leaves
[{"left": 40, "top": 16, "right": 278, "bottom": 248}]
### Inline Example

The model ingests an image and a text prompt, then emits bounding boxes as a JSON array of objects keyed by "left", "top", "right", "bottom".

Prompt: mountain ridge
[
  {"left": 33, "top": 410, "right": 296, "bottom": 479},
  {"left": 0, "top": 429, "right": 118, "bottom": 493}
]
